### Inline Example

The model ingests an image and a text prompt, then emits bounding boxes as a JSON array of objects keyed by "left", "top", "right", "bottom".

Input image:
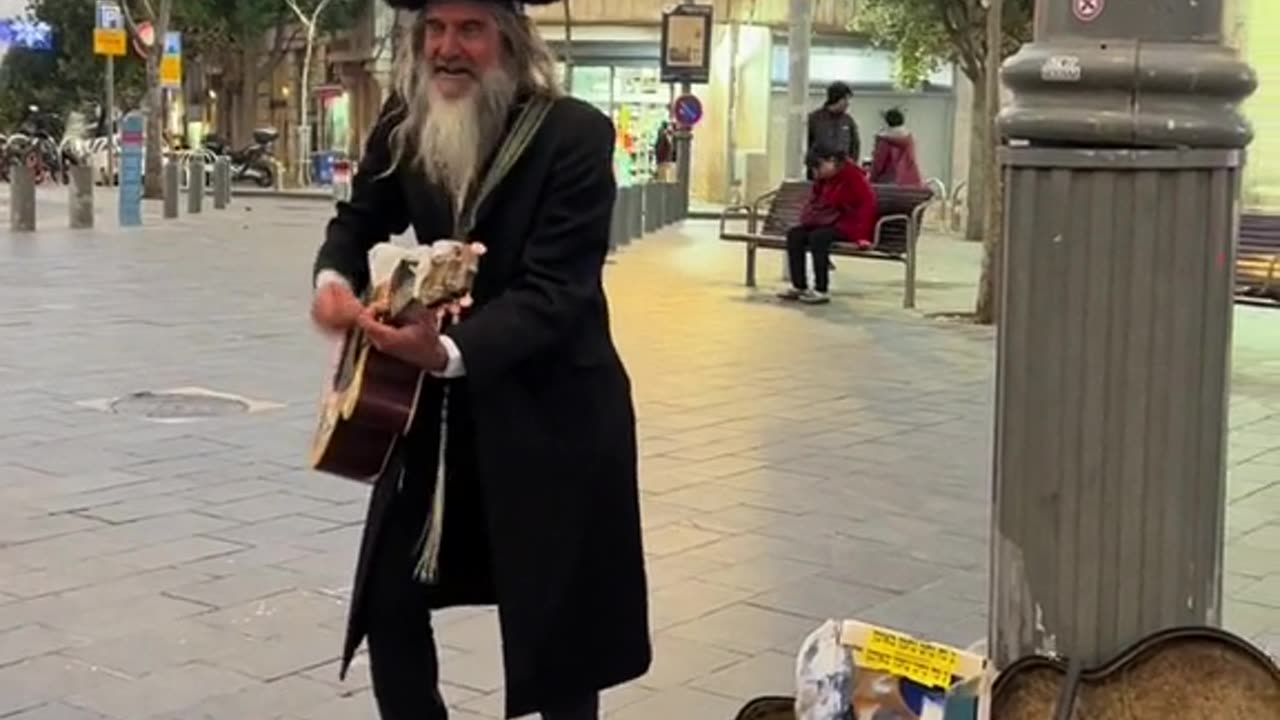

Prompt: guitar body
[
  {"left": 308, "top": 240, "right": 483, "bottom": 483},
  {"left": 310, "top": 325, "right": 426, "bottom": 482}
]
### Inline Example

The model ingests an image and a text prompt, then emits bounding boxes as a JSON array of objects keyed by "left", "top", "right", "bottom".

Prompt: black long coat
[{"left": 312, "top": 93, "right": 651, "bottom": 717}]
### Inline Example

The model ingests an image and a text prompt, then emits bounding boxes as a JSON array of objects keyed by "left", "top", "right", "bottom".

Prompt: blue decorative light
[{"left": 0, "top": 18, "right": 54, "bottom": 51}]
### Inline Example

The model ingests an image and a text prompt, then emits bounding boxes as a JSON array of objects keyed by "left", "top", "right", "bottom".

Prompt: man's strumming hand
[
  {"left": 356, "top": 302, "right": 450, "bottom": 374},
  {"left": 311, "top": 282, "right": 363, "bottom": 335}
]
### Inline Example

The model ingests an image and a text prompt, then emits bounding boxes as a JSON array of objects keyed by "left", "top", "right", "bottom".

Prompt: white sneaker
[{"left": 799, "top": 289, "right": 830, "bottom": 305}]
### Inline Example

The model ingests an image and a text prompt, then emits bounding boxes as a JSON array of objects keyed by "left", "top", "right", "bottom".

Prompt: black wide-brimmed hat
[{"left": 383, "top": 0, "right": 561, "bottom": 9}]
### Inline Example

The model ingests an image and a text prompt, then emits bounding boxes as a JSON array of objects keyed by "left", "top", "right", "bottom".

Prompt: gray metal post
[
  {"left": 187, "top": 155, "right": 205, "bottom": 214},
  {"left": 990, "top": 0, "right": 1257, "bottom": 669},
  {"left": 105, "top": 56, "right": 116, "bottom": 184},
  {"left": 625, "top": 186, "right": 642, "bottom": 241},
  {"left": 9, "top": 162, "right": 36, "bottom": 232},
  {"left": 163, "top": 160, "right": 180, "bottom": 219},
  {"left": 783, "top": 0, "right": 812, "bottom": 180},
  {"left": 68, "top": 163, "right": 95, "bottom": 229},
  {"left": 212, "top": 156, "right": 231, "bottom": 209}
]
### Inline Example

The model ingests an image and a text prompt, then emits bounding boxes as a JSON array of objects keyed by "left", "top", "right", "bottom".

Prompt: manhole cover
[{"left": 109, "top": 391, "right": 250, "bottom": 419}]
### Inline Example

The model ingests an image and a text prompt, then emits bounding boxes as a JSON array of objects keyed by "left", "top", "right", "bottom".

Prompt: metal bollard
[
  {"left": 626, "top": 187, "right": 642, "bottom": 240},
  {"left": 163, "top": 161, "right": 180, "bottom": 218},
  {"left": 68, "top": 163, "right": 94, "bottom": 229},
  {"left": 9, "top": 162, "right": 36, "bottom": 232},
  {"left": 641, "top": 184, "right": 655, "bottom": 234},
  {"left": 212, "top": 156, "right": 232, "bottom": 209},
  {"left": 187, "top": 156, "right": 205, "bottom": 214}
]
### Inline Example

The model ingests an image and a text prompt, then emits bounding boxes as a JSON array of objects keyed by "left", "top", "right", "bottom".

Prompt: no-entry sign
[
  {"left": 671, "top": 94, "right": 704, "bottom": 128},
  {"left": 1074, "top": 0, "right": 1104, "bottom": 23}
]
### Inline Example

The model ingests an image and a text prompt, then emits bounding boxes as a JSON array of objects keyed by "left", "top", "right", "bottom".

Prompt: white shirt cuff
[
  {"left": 435, "top": 335, "right": 465, "bottom": 378},
  {"left": 315, "top": 269, "right": 352, "bottom": 291}
]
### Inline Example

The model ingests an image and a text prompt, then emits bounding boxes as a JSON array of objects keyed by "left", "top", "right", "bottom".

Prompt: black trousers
[
  {"left": 786, "top": 226, "right": 839, "bottom": 292},
  {"left": 364, "top": 473, "right": 599, "bottom": 720}
]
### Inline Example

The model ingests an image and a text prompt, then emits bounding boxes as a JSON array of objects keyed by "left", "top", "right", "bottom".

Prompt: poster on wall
[{"left": 660, "top": 3, "right": 712, "bottom": 85}]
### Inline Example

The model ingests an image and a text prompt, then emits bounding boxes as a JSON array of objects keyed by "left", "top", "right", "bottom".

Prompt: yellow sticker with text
[{"left": 855, "top": 628, "right": 960, "bottom": 690}]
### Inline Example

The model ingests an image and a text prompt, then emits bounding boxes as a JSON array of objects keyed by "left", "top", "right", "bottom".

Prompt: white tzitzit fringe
[{"left": 414, "top": 386, "right": 450, "bottom": 584}]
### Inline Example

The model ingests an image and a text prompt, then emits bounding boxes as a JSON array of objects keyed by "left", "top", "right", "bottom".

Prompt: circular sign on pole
[
  {"left": 1073, "top": 0, "right": 1104, "bottom": 23},
  {"left": 671, "top": 94, "right": 704, "bottom": 128}
]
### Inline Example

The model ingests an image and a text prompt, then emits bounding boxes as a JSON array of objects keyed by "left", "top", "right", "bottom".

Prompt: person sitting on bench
[{"left": 778, "top": 145, "right": 877, "bottom": 304}]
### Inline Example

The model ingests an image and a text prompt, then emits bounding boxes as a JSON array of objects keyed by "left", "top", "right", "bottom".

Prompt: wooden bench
[
  {"left": 1237, "top": 213, "right": 1280, "bottom": 302},
  {"left": 719, "top": 181, "right": 935, "bottom": 308}
]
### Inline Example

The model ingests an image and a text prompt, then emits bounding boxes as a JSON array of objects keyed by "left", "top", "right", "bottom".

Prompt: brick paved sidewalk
[{"left": 0, "top": 198, "right": 1276, "bottom": 719}]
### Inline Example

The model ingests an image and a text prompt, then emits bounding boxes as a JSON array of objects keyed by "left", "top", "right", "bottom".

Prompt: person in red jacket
[
  {"left": 869, "top": 107, "right": 924, "bottom": 187},
  {"left": 778, "top": 145, "right": 878, "bottom": 304}
]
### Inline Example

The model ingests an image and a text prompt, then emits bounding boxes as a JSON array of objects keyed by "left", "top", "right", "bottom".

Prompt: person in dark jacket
[
  {"left": 308, "top": 0, "right": 651, "bottom": 718},
  {"left": 869, "top": 107, "right": 924, "bottom": 187},
  {"left": 778, "top": 145, "right": 878, "bottom": 304},
  {"left": 806, "top": 82, "right": 861, "bottom": 178}
]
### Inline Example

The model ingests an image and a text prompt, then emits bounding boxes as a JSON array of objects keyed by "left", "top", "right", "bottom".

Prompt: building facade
[
  {"left": 528, "top": 0, "right": 959, "bottom": 205},
  {"left": 301, "top": 0, "right": 959, "bottom": 205}
]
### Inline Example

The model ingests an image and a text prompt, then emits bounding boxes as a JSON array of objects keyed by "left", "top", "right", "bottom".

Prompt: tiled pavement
[{"left": 0, "top": 191, "right": 1277, "bottom": 719}]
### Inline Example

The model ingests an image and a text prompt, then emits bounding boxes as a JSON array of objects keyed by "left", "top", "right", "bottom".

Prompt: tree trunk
[
  {"left": 235, "top": 46, "right": 260, "bottom": 148},
  {"left": 142, "top": 0, "right": 172, "bottom": 199},
  {"left": 964, "top": 78, "right": 987, "bottom": 242},
  {"left": 974, "top": 0, "right": 1005, "bottom": 325}
]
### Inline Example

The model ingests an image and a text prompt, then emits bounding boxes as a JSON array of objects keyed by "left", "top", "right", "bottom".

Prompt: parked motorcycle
[{"left": 202, "top": 128, "right": 279, "bottom": 188}]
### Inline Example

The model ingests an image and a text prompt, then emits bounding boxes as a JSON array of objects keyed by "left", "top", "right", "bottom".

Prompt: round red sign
[{"left": 1073, "top": 0, "right": 1104, "bottom": 23}]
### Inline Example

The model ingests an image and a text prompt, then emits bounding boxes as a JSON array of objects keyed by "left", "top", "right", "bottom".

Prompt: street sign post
[
  {"left": 671, "top": 94, "right": 704, "bottom": 128},
  {"left": 118, "top": 112, "right": 144, "bottom": 227},
  {"left": 160, "top": 31, "right": 182, "bottom": 89},
  {"left": 96, "top": 1, "right": 127, "bottom": 184},
  {"left": 94, "top": 1, "right": 126, "bottom": 56}
]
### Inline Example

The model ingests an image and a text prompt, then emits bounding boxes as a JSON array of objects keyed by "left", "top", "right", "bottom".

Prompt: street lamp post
[{"left": 989, "top": 0, "right": 1257, "bottom": 668}]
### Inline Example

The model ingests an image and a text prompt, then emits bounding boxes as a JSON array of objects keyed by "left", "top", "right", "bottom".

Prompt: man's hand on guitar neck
[{"left": 356, "top": 301, "right": 450, "bottom": 374}]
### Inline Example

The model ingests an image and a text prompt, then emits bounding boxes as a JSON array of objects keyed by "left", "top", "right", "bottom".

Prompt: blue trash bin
[{"left": 311, "top": 151, "right": 342, "bottom": 185}]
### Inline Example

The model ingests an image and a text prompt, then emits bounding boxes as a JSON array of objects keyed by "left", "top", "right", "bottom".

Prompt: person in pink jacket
[{"left": 869, "top": 108, "right": 924, "bottom": 187}]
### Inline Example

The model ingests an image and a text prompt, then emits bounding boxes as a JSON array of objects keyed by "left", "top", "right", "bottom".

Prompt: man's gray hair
[{"left": 384, "top": 5, "right": 564, "bottom": 176}]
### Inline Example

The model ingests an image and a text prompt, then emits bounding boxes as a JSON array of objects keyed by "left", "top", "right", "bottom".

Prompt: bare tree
[
  {"left": 121, "top": 0, "right": 173, "bottom": 199},
  {"left": 286, "top": 0, "right": 337, "bottom": 187}
]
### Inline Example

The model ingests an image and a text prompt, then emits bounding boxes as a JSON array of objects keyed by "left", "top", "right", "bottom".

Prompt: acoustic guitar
[{"left": 309, "top": 240, "right": 482, "bottom": 482}]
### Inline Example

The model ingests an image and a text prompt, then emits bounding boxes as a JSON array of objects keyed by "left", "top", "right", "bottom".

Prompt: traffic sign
[
  {"left": 671, "top": 94, "right": 704, "bottom": 128},
  {"left": 1073, "top": 0, "right": 1104, "bottom": 23},
  {"left": 160, "top": 31, "right": 182, "bottom": 88},
  {"left": 94, "top": 1, "right": 126, "bottom": 56}
]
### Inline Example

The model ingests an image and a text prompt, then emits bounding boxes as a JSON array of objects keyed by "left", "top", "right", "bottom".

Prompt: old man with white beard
[{"left": 308, "top": 1, "right": 651, "bottom": 718}]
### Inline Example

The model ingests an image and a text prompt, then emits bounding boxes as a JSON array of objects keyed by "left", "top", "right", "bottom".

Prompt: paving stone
[
  {"left": 64, "top": 662, "right": 257, "bottom": 719},
  {"left": 6, "top": 701, "right": 115, "bottom": 720},
  {"left": 155, "top": 674, "right": 338, "bottom": 720},
  {"left": 198, "top": 491, "right": 345, "bottom": 524},
  {"left": 164, "top": 566, "right": 305, "bottom": 608},
  {"left": 748, "top": 574, "right": 899, "bottom": 621},
  {"left": 689, "top": 650, "right": 796, "bottom": 699},
  {"left": 638, "top": 635, "right": 748, "bottom": 690},
  {"left": 62, "top": 620, "right": 252, "bottom": 679},
  {"left": 0, "top": 623, "right": 88, "bottom": 667},
  {"left": 608, "top": 686, "right": 745, "bottom": 720}
]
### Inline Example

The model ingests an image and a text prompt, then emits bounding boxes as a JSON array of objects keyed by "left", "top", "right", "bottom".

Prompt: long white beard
[{"left": 415, "top": 67, "right": 517, "bottom": 218}]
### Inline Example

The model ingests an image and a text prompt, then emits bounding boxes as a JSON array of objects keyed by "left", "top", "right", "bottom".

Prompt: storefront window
[
  {"left": 555, "top": 63, "right": 674, "bottom": 185},
  {"left": 611, "top": 67, "right": 672, "bottom": 184},
  {"left": 320, "top": 91, "right": 351, "bottom": 154}
]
